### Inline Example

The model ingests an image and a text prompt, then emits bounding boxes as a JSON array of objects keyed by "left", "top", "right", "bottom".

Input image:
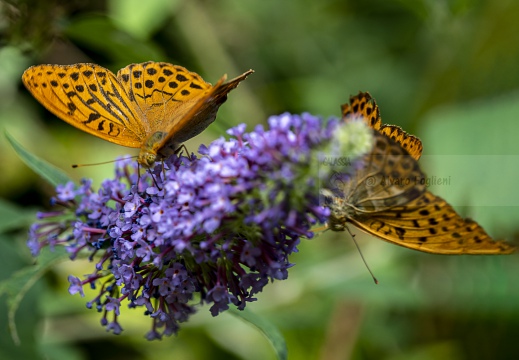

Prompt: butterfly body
[
  {"left": 22, "top": 61, "right": 253, "bottom": 167},
  {"left": 327, "top": 92, "right": 515, "bottom": 255}
]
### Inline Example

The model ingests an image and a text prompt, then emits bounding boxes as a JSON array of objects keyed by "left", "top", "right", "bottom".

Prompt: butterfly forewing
[
  {"left": 342, "top": 92, "right": 423, "bottom": 160},
  {"left": 350, "top": 191, "right": 515, "bottom": 254},
  {"left": 22, "top": 64, "right": 146, "bottom": 148},
  {"left": 116, "top": 62, "right": 213, "bottom": 133}
]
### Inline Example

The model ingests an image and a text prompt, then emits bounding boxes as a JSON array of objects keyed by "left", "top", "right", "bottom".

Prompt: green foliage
[{"left": 5, "top": 131, "right": 72, "bottom": 187}]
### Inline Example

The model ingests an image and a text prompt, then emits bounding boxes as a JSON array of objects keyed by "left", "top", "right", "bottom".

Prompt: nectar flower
[{"left": 27, "top": 113, "right": 371, "bottom": 339}]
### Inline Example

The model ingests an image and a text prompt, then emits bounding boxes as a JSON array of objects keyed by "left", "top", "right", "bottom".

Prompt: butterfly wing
[
  {"left": 342, "top": 92, "right": 423, "bottom": 160},
  {"left": 349, "top": 191, "right": 516, "bottom": 254},
  {"left": 117, "top": 61, "right": 253, "bottom": 156},
  {"left": 22, "top": 63, "right": 147, "bottom": 148},
  {"left": 155, "top": 69, "right": 254, "bottom": 155}
]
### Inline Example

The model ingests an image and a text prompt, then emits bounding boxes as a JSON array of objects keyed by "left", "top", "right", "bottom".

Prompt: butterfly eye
[
  {"left": 145, "top": 154, "right": 157, "bottom": 168},
  {"left": 138, "top": 152, "right": 157, "bottom": 168}
]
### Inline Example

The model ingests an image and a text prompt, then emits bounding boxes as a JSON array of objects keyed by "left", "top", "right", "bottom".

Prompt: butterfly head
[
  {"left": 138, "top": 150, "right": 158, "bottom": 168},
  {"left": 327, "top": 213, "right": 347, "bottom": 231}
]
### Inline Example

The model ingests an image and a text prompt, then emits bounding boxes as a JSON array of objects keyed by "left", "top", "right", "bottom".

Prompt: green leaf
[
  {"left": 0, "top": 246, "right": 68, "bottom": 345},
  {"left": 0, "top": 235, "right": 45, "bottom": 359},
  {"left": 229, "top": 308, "right": 287, "bottom": 360},
  {"left": 0, "top": 198, "right": 36, "bottom": 233},
  {"left": 5, "top": 131, "right": 72, "bottom": 187}
]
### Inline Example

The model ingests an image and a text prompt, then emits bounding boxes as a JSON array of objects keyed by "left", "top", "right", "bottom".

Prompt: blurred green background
[{"left": 1, "top": 0, "right": 519, "bottom": 359}]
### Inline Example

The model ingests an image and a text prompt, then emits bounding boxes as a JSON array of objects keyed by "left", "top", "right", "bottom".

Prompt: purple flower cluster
[{"left": 28, "top": 113, "right": 344, "bottom": 340}]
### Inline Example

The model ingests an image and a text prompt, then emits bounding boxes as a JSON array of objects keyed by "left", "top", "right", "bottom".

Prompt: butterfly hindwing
[
  {"left": 22, "top": 63, "right": 146, "bottom": 148},
  {"left": 341, "top": 91, "right": 382, "bottom": 130}
]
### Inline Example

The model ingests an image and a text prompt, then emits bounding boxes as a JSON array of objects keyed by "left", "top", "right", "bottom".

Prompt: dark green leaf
[
  {"left": 229, "top": 308, "right": 287, "bottom": 360},
  {"left": 5, "top": 131, "right": 72, "bottom": 187}
]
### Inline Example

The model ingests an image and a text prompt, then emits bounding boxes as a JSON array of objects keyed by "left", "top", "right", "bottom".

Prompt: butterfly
[
  {"left": 325, "top": 91, "right": 515, "bottom": 254},
  {"left": 22, "top": 61, "right": 253, "bottom": 167}
]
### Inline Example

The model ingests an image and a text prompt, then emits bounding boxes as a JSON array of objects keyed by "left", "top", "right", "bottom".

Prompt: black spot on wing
[
  {"left": 67, "top": 102, "right": 76, "bottom": 113},
  {"left": 84, "top": 113, "right": 101, "bottom": 124},
  {"left": 108, "top": 122, "right": 120, "bottom": 136}
]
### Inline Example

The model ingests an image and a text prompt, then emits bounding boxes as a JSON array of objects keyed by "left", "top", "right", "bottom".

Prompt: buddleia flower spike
[{"left": 27, "top": 113, "right": 373, "bottom": 339}]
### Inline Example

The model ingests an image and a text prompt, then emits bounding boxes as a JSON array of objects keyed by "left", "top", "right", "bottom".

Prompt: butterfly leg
[
  {"left": 137, "top": 162, "right": 142, "bottom": 190},
  {"left": 147, "top": 168, "right": 163, "bottom": 190},
  {"left": 175, "top": 144, "right": 190, "bottom": 158},
  {"left": 161, "top": 159, "right": 167, "bottom": 183}
]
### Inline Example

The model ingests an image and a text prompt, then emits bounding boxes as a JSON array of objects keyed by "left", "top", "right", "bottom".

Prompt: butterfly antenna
[
  {"left": 345, "top": 225, "right": 379, "bottom": 285},
  {"left": 72, "top": 156, "right": 137, "bottom": 168}
]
